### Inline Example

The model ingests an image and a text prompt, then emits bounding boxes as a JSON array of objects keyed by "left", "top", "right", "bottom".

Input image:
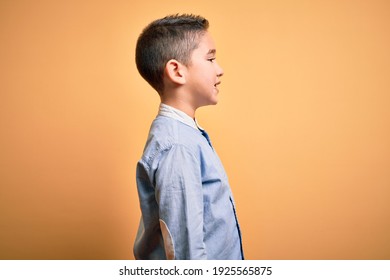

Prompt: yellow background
[{"left": 1, "top": 0, "right": 389, "bottom": 259}]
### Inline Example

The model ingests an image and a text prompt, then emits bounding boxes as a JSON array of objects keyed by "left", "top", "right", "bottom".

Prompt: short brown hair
[{"left": 135, "top": 14, "right": 209, "bottom": 93}]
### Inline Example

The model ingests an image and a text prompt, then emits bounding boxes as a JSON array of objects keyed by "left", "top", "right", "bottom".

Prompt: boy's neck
[{"left": 160, "top": 98, "right": 196, "bottom": 119}]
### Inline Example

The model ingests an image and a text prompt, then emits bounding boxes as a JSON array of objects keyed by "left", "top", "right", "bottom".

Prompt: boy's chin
[
  {"left": 211, "top": 98, "right": 219, "bottom": 105},
  {"left": 205, "top": 99, "right": 219, "bottom": 106},
  {"left": 196, "top": 97, "right": 219, "bottom": 108}
]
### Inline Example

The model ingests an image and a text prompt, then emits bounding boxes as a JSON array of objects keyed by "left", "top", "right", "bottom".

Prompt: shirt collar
[{"left": 158, "top": 103, "right": 203, "bottom": 131}]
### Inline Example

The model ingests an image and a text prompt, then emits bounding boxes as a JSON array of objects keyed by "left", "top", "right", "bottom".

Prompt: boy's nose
[{"left": 216, "top": 62, "right": 224, "bottom": 77}]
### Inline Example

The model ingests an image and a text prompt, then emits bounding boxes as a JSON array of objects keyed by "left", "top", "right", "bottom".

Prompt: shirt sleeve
[{"left": 154, "top": 144, "right": 206, "bottom": 260}]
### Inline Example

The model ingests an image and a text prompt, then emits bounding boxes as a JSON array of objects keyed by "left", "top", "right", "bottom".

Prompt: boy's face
[{"left": 185, "top": 31, "right": 224, "bottom": 108}]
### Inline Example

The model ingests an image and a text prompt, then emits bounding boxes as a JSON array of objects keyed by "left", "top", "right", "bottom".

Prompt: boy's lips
[{"left": 214, "top": 81, "right": 221, "bottom": 93}]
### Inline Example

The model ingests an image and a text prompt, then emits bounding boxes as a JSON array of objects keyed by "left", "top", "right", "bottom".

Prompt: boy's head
[{"left": 135, "top": 14, "right": 209, "bottom": 94}]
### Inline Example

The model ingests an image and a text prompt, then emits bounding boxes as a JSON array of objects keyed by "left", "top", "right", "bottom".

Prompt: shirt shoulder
[{"left": 140, "top": 116, "right": 208, "bottom": 170}]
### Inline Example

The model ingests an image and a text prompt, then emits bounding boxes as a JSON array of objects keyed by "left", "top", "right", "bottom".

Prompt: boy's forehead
[{"left": 197, "top": 32, "right": 217, "bottom": 53}]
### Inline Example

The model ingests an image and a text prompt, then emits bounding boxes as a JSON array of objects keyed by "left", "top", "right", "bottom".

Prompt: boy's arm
[{"left": 154, "top": 144, "right": 206, "bottom": 260}]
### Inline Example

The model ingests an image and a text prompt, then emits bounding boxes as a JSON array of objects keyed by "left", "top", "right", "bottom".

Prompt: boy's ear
[{"left": 165, "top": 59, "right": 186, "bottom": 85}]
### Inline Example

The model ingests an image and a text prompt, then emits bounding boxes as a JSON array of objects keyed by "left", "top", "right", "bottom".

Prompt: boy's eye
[{"left": 208, "top": 58, "right": 216, "bottom": 63}]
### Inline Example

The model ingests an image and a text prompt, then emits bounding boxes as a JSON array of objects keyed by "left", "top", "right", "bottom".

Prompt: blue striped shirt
[{"left": 134, "top": 104, "right": 243, "bottom": 260}]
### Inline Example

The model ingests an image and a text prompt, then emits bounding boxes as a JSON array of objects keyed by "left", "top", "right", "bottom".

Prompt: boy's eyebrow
[{"left": 207, "top": 49, "right": 216, "bottom": 55}]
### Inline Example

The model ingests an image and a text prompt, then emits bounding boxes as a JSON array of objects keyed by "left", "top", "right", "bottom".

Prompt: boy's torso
[{"left": 134, "top": 109, "right": 243, "bottom": 260}]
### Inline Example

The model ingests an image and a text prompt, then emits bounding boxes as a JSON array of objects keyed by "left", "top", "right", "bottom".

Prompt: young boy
[{"left": 134, "top": 14, "right": 244, "bottom": 260}]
